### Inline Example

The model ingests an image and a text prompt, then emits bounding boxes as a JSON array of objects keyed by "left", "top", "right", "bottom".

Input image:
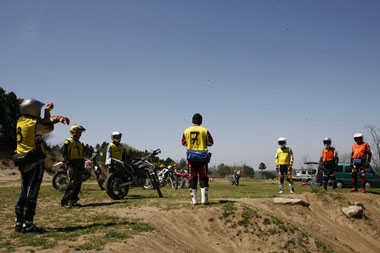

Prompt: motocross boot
[
  {"left": 21, "top": 221, "right": 44, "bottom": 234},
  {"left": 189, "top": 188, "right": 197, "bottom": 205},
  {"left": 21, "top": 208, "right": 44, "bottom": 233},
  {"left": 289, "top": 183, "right": 294, "bottom": 194},
  {"left": 14, "top": 207, "right": 24, "bottom": 233},
  {"left": 201, "top": 187, "right": 210, "bottom": 205},
  {"left": 279, "top": 184, "right": 284, "bottom": 194}
]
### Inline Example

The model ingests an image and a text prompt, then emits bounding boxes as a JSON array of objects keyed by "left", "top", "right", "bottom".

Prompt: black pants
[
  {"left": 278, "top": 165, "right": 293, "bottom": 184},
  {"left": 61, "top": 165, "right": 83, "bottom": 205},
  {"left": 15, "top": 162, "right": 44, "bottom": 223},
  {"left": 322, "top": 165, "right": 336, "bottom": 190}
]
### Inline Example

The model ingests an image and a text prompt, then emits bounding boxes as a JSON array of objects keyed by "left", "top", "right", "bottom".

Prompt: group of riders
[
  {"left": 12, "top": 98, "right": 371, "bottom": 233},
  {"left": 275, "top": 134, "right": 372, "bottom": 194}
]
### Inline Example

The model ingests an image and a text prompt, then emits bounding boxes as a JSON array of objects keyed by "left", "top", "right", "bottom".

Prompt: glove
[
  {"left": 58, "top": 116, "right": 70, "bottom": 125},
  {"left": 46, "top": 103, "right": 54, "bottom": 111}
]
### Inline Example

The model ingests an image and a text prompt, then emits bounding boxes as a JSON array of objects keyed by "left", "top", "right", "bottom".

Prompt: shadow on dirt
[
  {"left": 48, "top": 221, "right": 135, "bottom": 233},
  {"left": 80, "top": 201, "right": 125, "bottom": 208},
  {"left": 218, "top": 200, "right": 237, "bottom": 204},
  {"left": 127, "top": 194, "right": 161, "bottom": 199},
  {"left": 366, "top": 191, "right": 380, "bottom": 195}
]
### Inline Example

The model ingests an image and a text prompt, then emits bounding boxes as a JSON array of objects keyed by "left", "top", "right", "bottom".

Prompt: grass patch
[
  {"left": 271, "top": 216, "right": 284, "bottom": 225},
  {"left": 263, "top": 218, "right": 271, "bottom": 225},
  {"left": 238, "top": 206, "right": 256, "bottom": 227},
  {"left": 314, "top": 237, "right": 333, "bottom": 253},
  {"left": 220, "top": 202, "right": 237, "bottom": 219}
]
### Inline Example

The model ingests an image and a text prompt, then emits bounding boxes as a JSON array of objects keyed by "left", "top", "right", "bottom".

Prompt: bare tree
[
  {"left": 299, "top": 155, "right": 313, "bottom": 170},
  {"left": 339, "top": 152, "right": 352, "bottom": 163},
  {"left": 365, "top": 125, "right": 380, "bottom": 170}
]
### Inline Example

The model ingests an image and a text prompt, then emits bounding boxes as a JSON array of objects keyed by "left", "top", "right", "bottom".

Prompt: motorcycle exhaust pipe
[{"left": 120, "top": 182, "right": 133, "bottom": 187}]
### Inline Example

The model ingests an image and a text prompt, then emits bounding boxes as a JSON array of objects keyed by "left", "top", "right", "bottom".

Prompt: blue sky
[{"left": 1, "top": 0, "right": 380, "bottom": 169}]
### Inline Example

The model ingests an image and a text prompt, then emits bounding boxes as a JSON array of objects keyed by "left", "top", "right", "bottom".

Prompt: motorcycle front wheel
[
  {"left": 168, "top": 175, "right": 179, "bottom": 190},
  {"left": 96, "top": 172, "right": 106, "bottom": 190},
  {"left": 151, "top": 172, "right": 163, "bottom": 198},
  {"left": 52, "top": 171, "right": 69, "bottom": 192},
  {"left": 105, "top": 173, "right": 129, "bottom": 200}
]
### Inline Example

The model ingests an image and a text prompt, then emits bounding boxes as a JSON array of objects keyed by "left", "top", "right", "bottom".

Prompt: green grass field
[{"left": 0, "top": 179, "right": 379, "bottom": 252}]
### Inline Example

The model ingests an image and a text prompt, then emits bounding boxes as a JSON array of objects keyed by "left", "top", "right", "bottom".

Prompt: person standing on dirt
[
  {"left": 61, "top": 124, "right": 86, "bottom": 208},
  {"left": 350, "top": 132, "right": 372, "bottom": 193},
  {"left": 275, "top": 137, "right": 294, "bottom": 194},
  {"left": 13, "top": 99, "right": 69, "bottom": 233},
  {"left": 320, "top": 137, "right": 339, "bottom": 191},
  {"left": 182, "top": 113, "right": 214, "bottom": 205},
  {"left": 105, "top": 131, "right": 124, "bottom": 174}
]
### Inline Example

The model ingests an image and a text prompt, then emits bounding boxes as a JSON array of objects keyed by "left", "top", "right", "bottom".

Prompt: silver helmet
[
  {"left": 323, "top": 137, "right": 332, "bottom": 148},
  {"left": 20, "top": 98, "right": 45, "bottom": 117}
]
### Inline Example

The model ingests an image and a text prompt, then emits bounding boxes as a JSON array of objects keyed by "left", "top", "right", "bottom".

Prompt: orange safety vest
[
  {"left": 352, "top": 142, "right": 370, "bottom": 159},
  {"left": 321, "top": 147, "right": 335, "bottom": 162}
]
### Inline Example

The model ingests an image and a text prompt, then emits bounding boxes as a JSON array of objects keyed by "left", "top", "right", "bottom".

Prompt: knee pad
[{"left": 278, "top": 174, "right": 284, "bottom": 183}]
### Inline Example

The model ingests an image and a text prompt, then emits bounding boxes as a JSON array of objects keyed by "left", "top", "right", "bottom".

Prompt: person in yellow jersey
[
  {"left": 275, "top": 137, "right": 294, "bottom": 194},
  {"left": 13, "top": 98, "right": 69, "bottom": 233},
  {"left": 105, "top": 131, "right": 124, "bottom": 173},
  {"left": 182, "top": 113, "right": 214, "bottom": 205},
  {"left": 61, "top": 124, "right": 86, "bottom": 208}
]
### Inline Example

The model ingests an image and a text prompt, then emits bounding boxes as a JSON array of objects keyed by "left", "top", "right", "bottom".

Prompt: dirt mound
[{"left": 104, "top": 193, "right": 380, "bottom": 252}]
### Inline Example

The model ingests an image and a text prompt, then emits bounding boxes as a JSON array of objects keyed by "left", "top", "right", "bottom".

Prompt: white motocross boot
[
  {"left": 201, "top": 187, "right": 210, "bottom": 205},
  {"left": 189, "top": 188, "right": 198, "bottom": 205},
  {"left": 289, "top": 183, "right": 294, "bottom": 193},
  {"left": 279, "top": 184, "right": 284, "bottom": 194}
]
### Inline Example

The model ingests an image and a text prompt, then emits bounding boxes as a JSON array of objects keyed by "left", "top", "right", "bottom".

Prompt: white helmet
[
  {"left": 111, "top": 131, "right": 122, "bottom": 143},
  {"left": 20, "top": 98, "right": 45, "bottom": 117},
  {"left": 323, "top": 137, "right": 332, "bottom": 148},
  {"left": 277, "top": 137, "right": 287, "bottom": 148},
  {"left": 353, "top": 132, "right": 363, "bottom": 143}
]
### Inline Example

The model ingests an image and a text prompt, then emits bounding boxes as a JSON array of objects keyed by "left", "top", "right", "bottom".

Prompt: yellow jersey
[
  {"left": 183, "top": 125, "right": 210, "bottom": 151},
  {"left": 109, "top": 142, "right": 123, "bottom": 160},
  {"left": 276, "top": 147, "right": 293, "bottom": 165},
  {"left": 64, "top": 137, "right": 84, "bottom": 160},
  {"left": 16, "top": 117, "right": 45, "bottom": 154}
]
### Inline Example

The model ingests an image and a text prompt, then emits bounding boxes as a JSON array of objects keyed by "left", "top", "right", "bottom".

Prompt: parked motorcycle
[
  {"left": 52, "top": 150, "right": 106, "bottom": 191},
  {"left": 105, "top": 149, "right": 162, "bottom": 200},
  {"left": 155, "top": 165, "right": 179, "bottom": 189},
  {"left": 175, "top": 169, "right": 190, "bottom": 189}
]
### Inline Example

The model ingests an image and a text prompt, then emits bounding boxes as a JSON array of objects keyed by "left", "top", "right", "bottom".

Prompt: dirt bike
[
  {"left": 155, "top": 166, "right": 179, "bottom": 190},
  {"left": 52, "top": 151, "right": 107, "bottom": 191},
  {"left": 175, "top": 169, "right": 190, "bottom": 189},
  {"left": 105, "top": 149, "right": 163, "bottom": 200}
]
